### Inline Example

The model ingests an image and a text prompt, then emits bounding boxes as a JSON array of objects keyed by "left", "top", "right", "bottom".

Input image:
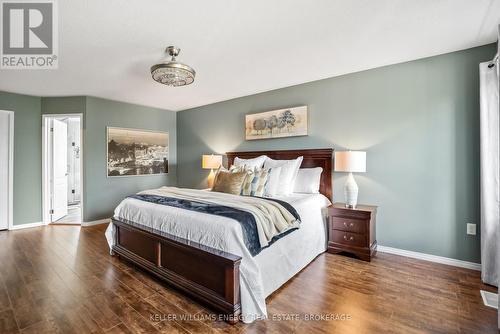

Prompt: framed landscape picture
[
  {"left": 107, "top": 127, "right": 169, "bottom": 177},
  {"left": 245, "top": 106, "right": 308, "bottom": 140}
]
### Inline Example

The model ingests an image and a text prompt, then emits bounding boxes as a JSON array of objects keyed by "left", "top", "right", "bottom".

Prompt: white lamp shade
[
  {"left": 334, "top": 151, "right": 366, "bottom": 173},
  {"left": 202, "top": 154, "right": 222, "bottom": 169}
]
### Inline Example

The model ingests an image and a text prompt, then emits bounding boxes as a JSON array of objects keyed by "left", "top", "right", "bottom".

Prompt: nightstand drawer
[
  {"left": 330, "top": 217, "right": 366, "bottom": 234},
  {"left": 330, "top": 231, "right": 367, "bottom": 248}
]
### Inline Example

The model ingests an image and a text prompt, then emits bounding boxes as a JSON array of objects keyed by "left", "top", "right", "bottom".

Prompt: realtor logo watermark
[{"left": 1, "top": 0, "right": 58, "bottom": 69}]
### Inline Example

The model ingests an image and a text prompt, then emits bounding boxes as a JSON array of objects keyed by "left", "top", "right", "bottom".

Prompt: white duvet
[{"left": 105, "top": 187, "right": 330, "bottom": 323}]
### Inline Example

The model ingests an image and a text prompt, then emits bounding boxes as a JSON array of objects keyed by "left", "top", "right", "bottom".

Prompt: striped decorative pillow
[
  {"left": 229, "top": 165, "right": 269, "bottom": 197},
  {"left": 249, "top": 168, "right": 269, "bottom": 197}
]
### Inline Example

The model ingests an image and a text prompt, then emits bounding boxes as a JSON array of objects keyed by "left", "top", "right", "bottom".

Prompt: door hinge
[
  {"left": 50, "top": 209, "right": 54, "bottom": 214},
  {"left": 72, "top": 189, "right": 75, "bottom": 194},
  {"left": 50, "top": 127, "right": 54, "bottom": 132}
]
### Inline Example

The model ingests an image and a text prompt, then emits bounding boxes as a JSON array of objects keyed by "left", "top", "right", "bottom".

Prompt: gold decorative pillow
[
  {"left": 230, "top": 165, "right": 256, "bottom": 195},
  {"left": 213, "top": 165, "right": 227, "bottom": 186},
  {"left": 211, "top": 170, "right": 247, "bottom": 195}
]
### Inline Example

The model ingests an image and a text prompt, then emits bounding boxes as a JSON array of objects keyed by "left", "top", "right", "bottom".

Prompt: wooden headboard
[{"left": 226, "top": 148, "right": 333, "bottom": 199}]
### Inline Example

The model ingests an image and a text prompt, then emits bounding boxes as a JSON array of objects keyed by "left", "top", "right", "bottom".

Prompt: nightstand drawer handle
[
  {"left": 343, "top": 222, "right": 354, "bottom": 228},
  {"left": 343, "top": 235, "right": 354, "bottom": 241}
]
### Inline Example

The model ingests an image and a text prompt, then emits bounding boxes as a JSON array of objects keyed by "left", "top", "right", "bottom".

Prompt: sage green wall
[
  {"left": 41, "top": 96, "right": 86, "bottom": 120},
  {"left": 0, "top": 91, "right": 42, "bottom": 226},
  {"left": 83, "top": 97, "right": 177, "bottom": 221},
  {"left": 177, "top": 44, "right": 497, "bottom": 263},
  {"left": 2, "top": 93, "right": 176, "bottom": 225}
]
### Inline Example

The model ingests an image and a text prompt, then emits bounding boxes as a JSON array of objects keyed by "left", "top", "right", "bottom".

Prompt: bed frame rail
[{"left": 111, "top": 218, "right": 242, "bottom": 323}]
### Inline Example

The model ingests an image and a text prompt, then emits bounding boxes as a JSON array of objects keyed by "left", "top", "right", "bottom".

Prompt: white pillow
[
  {"left": 264, "top": 166, "right": 282, "bottom": 197},
  {"left": 263, "top": 156, "right": 303, "bottom": 195},
  {"left": 293, "top": 167, "right": 323, "bottom": 194},
  {"left": 234, "top": 155, "right": 267, "bottom": 169}
]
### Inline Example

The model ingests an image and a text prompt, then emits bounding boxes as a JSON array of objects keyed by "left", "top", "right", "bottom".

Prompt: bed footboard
[{"left": 111, "top": 218, "right": 242, "bottom": 323}]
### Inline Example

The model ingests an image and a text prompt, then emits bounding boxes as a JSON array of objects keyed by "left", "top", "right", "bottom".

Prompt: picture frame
[
  {"left": 245, "top": 106, "right": 308, "bottom": 140},
  {"left": 106, "top": 127, "right": 169, "bottom": 177}
]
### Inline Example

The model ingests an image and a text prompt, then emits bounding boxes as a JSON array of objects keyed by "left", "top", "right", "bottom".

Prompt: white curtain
[{"left": 479, "top": 61, "right": 499, "bottom": 286}]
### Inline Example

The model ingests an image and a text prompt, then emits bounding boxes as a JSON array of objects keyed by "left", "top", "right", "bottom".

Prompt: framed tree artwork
[{"left": 245, "top": 106, "right": 308, "bottom": 140}]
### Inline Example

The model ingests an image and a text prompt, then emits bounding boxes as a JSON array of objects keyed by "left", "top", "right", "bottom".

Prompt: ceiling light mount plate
[{"left": 166, "top": 46, "right": 181, "bottom": 59}]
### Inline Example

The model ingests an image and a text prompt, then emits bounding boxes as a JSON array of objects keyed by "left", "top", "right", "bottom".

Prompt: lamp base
[
  {"left": 344, "top": 172, "right": 359, "bottom": 209},
  {"left": 207, "top": 169, "right": 216, "bottom": 189}
]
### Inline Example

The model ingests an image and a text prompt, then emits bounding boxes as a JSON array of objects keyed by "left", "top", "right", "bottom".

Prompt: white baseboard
[
  {"left": 9, "top": 222, "right": 46, "bottom": 230},
  {"left": 378, "top": 245, "right": 481, "bottom": 271},
  {"left": 8, "top": 219, "right": 110, "bottom": 229},
  {"left": 82, "top": 218, "right": 110, "bottom": 227},
  {"left": 50, "top": 221, "right": 81, "bottom": 225}
]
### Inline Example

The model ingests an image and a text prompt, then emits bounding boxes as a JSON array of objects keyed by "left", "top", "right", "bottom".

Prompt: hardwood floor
[{"left": 0, "top": 224, "right": 496, "bottom": 333}]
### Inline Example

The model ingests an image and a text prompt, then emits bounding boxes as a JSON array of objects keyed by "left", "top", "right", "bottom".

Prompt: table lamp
[
  {"left": 334, "top": 151, "right": 366, "bottom": 208},
  {"left": 202, "top": 154, "right": 222, "bottom": 188}
]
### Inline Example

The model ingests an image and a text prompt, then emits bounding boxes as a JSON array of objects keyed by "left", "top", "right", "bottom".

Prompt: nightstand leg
[{"left": 358, "top": 253, "right": 371, "bottom": 262}]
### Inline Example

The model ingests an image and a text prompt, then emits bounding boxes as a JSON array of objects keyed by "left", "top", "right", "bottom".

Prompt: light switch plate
[{"left": 467, "top": 223, "right": 476, "bottom": 236}]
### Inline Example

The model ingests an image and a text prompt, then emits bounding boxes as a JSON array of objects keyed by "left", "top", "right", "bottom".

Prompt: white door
[
  {"left": 51, "top": 119, "right": 68, "bottom": 222},
  {"left": 66, "top": 118, "right": 81, "bottom": 204},
  {"left": 0, "top": 111, "right": 11, "bottom": 230}
]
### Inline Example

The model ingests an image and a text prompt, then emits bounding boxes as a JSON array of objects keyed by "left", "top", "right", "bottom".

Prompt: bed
[{"left": 105, "top": 148, "right": 333, "bottom": 323}]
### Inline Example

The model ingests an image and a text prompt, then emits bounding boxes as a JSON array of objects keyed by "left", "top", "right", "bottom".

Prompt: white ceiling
[{"left": 0, "top": 0, "right": 499, "bottom": 111}]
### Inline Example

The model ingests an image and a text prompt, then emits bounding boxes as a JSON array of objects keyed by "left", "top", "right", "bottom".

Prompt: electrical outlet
[{"left": 467, "top": 223, "right": 476, "bottom": 236}]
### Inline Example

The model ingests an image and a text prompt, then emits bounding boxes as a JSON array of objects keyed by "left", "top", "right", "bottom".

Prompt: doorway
[
  {"left": 42, "top": 114, "right": 83, "bottom": 225},
  {"left": 0, "top": 110, "right": 14, "bottom": 230}
]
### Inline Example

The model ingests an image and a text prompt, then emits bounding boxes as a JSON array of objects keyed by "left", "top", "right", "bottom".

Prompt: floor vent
[{"left": 480, "top": 290, "right": 498, "bottom": 309}]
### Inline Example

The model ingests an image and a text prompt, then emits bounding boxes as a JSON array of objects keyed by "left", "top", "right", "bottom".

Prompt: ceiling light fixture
[{"left": 151, "top": 46, "right": 196, "bottom": 87}]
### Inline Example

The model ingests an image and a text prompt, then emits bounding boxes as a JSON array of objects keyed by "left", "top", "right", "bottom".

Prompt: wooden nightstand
[{"left": 327, "top": 203, "right": 377, "bottom": 261}]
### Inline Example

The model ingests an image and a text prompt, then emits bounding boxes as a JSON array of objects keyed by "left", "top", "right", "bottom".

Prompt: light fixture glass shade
[
  {"left": 334, "top": 151, "right": 366, "bottom": 173},
  {"left": 151, "top": 46, "right": 195, "bottom": 87},
  {"left": 151, "top": 62, "right": 195, "bottom": 86},
  {"left": 202, "top": 154, "right": 222, "bottom": 169}
]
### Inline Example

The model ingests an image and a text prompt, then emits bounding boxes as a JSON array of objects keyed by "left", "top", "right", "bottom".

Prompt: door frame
[
  {"left": 42, "top": 113, "right": 84, "bottom": 225},
  {"left": 0, "top": 110, "right": 14, "bottom": 230}
]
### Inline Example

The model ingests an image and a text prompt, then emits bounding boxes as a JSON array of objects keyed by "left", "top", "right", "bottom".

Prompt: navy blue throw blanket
[{"left": 128, "top": 194, "right": 301, "bottom": 256}]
